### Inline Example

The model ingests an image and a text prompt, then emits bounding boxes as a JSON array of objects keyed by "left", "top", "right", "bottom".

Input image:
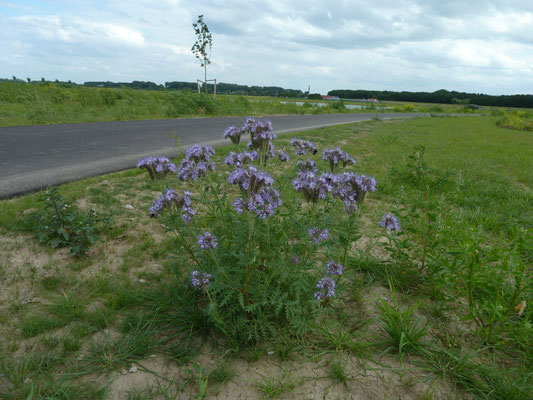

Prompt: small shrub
[
  {"left": 496, "top": 111, "right": 533, "bottom": 131},
  {"left": 30, "top": 186, "right": 112, "bottom": 256}
]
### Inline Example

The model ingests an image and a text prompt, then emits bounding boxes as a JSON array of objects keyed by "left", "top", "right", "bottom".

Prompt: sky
[{"left": 1, "top": 0, "right": 533, "bottom": 95}]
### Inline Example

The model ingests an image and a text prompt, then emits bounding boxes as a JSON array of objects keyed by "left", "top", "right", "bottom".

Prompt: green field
[
  {"left": 0, "top": 116, "right": 531, "bottom": 399},
  {"left": 0, "top": 81, "right": 490, "bottom": 127}
]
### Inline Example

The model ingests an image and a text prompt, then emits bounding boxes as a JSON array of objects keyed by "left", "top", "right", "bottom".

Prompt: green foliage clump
[
  {"left": 30, "top": 186, "right": 112, "bottom": 256},
  {"left": 497, "top": 110, "right": 533, "bottom": 131}
]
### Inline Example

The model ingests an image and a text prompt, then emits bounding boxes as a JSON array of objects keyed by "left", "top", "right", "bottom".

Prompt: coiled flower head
[
  {"left": 308, "top": 228, "right": 329, "bottom": 244},
  {"left": 222, "top": 125, "right": 242, "bottom": 144},
  {"left": 297, "top": 159, "right": 318, "bottom": 174},
  {"left": 291, "top": 139, "right": 317, "bottom": 155},
  {"left": 197, "top": 231, "right": 218, "bottom": 250},
  {"left": 292, "top": 171, "right": 330, "bottom": 203},
  {"left": 314, "top": 277, "right": 336, "bottom": 301},
  {"left": 325, "top": 261, "right": 344, "bottom": 276},
  {"left": 379, "top": 213, "right": 401, "bottom": 231},
  {"left": 149, "top": 189, "right": 195, "bottom": 222},
  {"left": 322, "top": 148, "right": 356, "bottom": 171},
  {"left": 225, "top": 151, "right": 258, "bottom": 167},
  {"left": 190, "top": 271, "right": 213, "bottom": 291},
  {"left": 137, "top": 156, "right": 176, "bottom": 180}
]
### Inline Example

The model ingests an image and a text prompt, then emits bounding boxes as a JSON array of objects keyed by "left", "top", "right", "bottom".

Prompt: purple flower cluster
[
  {"left": 290, "top": 139, "right": 318, "bottom": 155},
  {"left": 185, "top": 145, "right": 215, "bottom": 162},
  {"left": 222, "top": 125, "right": 242, "bottom": 144},
  {"left": 225, "top": 151, "right": 258, "bottom": 167},
  {"left": 197, "top": 231, "right": 218, "bottom": 250},
  {"left": 297, "top": 159, "right": 318, "bottom": 173},
  {"left": 322, "top": 148, "right": 356, "bottom": 171},
  {"left": 331, "top": 172, "right": 377, "bottom": 213},
  {"left": 314, "top": 261, "right": 343, "bottom": 302},
  {"left": 325, "top": 261, "right": 344, "bottom": 276},
  {"left": 233, "top": 188, "right": 282, "bottom": 219},
  {"left": 314, "top": 277, "right": 335, "bottom": 301},
  {"left": 308, "top": 227, "right": 329, "bottom": 243},
  {"left": 178, "top": 145, "right": 215, "bottom": 181},
  {"left": 228, "top": 166, "right": 274, "bottom": 193},
  {"left": 379, "top": 213, "right": 401, "bottom": 231},
  {"left": 229, "top": 166, "right": 281, "bottom": 218},
  {"left": 149, "top": 189, "right": 196, "bottom": 222},
  {"left": 292, "top": 171, "right": 331, "bottom": 203},
  {"left": 276, "top": 149, "right": 290, "bottom": 162},
  {"left": 137, "top": 156, "right": 176, "bottom": 180},
  {"left": 190, "top": 270, "right": 213, "bottom": 291},
  {"left": 245, "top": 118, "right": 277, "bottom": 151}
]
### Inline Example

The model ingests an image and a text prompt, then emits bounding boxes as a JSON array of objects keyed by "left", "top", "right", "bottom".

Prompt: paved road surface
[{"left": 0, "top": 113, "right": 430, "bottom": 198}]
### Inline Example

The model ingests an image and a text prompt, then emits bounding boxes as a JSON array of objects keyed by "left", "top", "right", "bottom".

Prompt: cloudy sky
[{"left": 1, "top": 0, "right": 532, "bottom": 95}]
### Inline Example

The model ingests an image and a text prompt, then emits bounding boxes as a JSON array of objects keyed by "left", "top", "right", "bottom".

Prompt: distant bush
[{"left": 497, "top": 111, "right": 533, "bottom": 132}]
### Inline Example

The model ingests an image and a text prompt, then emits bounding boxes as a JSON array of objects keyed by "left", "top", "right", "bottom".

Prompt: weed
[
  {"left": 20, "top": 313, "right": 63, "bottom": 338},
  {"left": 256, "top": 370, "right": 297, "bottom": 399},
  {"left": 377, "top": 295, "right": 427, "bottom": 359},
  {"left": 49, "top": 290, "right": 86, "bottom": 322},
  {"left": 82, "top": 318, "right": 159, "bottom": 373},
  {"left": 184, "top": 362, "right": 209, "bottom": 399},
  {"left": 209, "top": 362, "right": 234, "bottom": 384},
  {"left": 30, "top": 186, "right": 112, "bottom": 256},
  {"left": 41, "top": 275, "right": 65, "bottom": 290},
  {"left": 329, "top": 358, "right": 350, "bottom": 386}
]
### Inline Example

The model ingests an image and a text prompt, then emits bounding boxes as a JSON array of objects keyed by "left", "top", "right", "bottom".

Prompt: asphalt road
[{"left": 0, "top": 113, "right": 431, "bottom": 198}]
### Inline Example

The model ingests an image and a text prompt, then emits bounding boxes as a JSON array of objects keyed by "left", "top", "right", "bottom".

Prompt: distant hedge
[{"left": 328, "top": 88, "right": 533, "bottom": 108}]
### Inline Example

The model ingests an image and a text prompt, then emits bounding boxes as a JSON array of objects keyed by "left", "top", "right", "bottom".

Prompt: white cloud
[{"left": 1, "top": 0, "right": 533, "bottom": 94}]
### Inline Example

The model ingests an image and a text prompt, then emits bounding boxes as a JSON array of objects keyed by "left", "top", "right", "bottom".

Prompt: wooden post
[{"left": 197, "top": 80, "right": 201, "bottom": 93}]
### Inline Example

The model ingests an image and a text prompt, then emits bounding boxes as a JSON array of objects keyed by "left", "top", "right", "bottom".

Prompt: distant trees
[
  {"left": 328, "top": 88, "right": 533, "bottom": 108},
  {"left": 165, "top": 81, "right": 303, "bottom": 97},
  {"left": 84, "top": 81, "right": 165, "bottom": 90}
]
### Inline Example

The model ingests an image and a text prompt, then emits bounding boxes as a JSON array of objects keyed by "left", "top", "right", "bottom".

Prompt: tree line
[
  {"left": 327, "top": 88, "right": 533, "bottom": 108},
  {"left": 80, "top": 80, "right": 304, "bottom": 97}
]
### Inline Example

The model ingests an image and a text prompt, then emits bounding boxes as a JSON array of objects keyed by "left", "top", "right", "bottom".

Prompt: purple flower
[
  {"left": 322, "top": 148, "right": 356, "bottom": 171},
  {"left": 228, "top": 166, "right": 281, "bottom": 218},
  {"left": 276, "top": 149, "right": 290, "bottom": 162},
  {"left": 222, "top": 125, "right": 242, "bottom": 144},
  {"left": 190, "top": 270, "right": 213, "bottom": 291},
  {"left": 379, "top": 213, "right": 401, "bottom": 231},
  {"left": 244, "top": 118, "right": 277, "bottom": 162},
  {"left": 314, "top": 276, "right": 336, "bottom": 301},
  {"left": 292, "top": 171, "right": 330, "bottom": 203},
  {"left": 291, "top": 139, "right": 317, "bottom": 155},
  {"left": 185, "top": 145, "right": 215, "bottom": 162},
  {"left": 137, "top": 156, "right": 176, "bottom": 180},
  {"left": 308, "top": 228, "right": 329, "bottom": 244},
  {"left": 228, "top": 166, "right": 274, "bottom": 194},
  {"left": 325, "top": 261, "right": 344, "bottom": 276},
  {"left": 233, "top": 187, "right": 282, "bottom": 219},
  {"left": 297, "top": 159, "right": 318, "bottom": 173},
  {"left": 197, "top": 231, "right": 218, "bottom": 250},
  {"left": 331, "top": 172, "right": 377, "bottom": 213},
  {"left": 225, "top": 151, "right": 258, "bottom": 167},
  {"left": 149, "top": 189, "right": 195, "bottom": 222},
  {"left": 177, "top": 159, "right": 215, "bottom": 181}
]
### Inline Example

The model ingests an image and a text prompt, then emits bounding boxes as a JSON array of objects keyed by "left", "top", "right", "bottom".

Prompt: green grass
[
  {"left": 0, "top": 115, "right": 532, "bottom": 398},
  {"left": 0, "top": 81, "right": 372, "bottom": 127},
  {"left": 0, "top": 80, "right": 487, "bottom": 127}
]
